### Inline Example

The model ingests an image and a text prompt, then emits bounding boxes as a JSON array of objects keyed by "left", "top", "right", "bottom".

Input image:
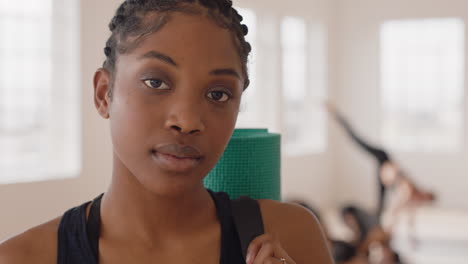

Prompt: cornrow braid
[{"left": 103, "top": 0, "right": 251, "bottom": 95}]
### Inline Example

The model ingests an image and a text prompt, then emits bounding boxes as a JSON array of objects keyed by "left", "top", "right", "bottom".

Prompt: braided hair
[{"left": 103, "top": 0, "right": 251, "bottom": 95}]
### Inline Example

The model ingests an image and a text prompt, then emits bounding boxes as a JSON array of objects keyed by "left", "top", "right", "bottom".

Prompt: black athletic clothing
[
  {"left": 330, "top": 240, "right": 356, "bottom": 262},
  {"left": 57, "top": 190, "right": 245, "bottom": 264},
  {"left": 334, "top": 112, "right": 391, "bottom": 219}
]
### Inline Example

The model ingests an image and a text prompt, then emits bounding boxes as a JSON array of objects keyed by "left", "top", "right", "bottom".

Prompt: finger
[
  {"left": 246, "top": 234, "right": 275, "bottom": 264},
  {"left": 252, "top": 235, "right": 290, "bottom": 264},
  {"left": 265, "top": 233, "right": 289, "bottom": 259},
  {"left": 252, "top": 242, "right": 276, "bottom": 264},
  {"left": 254, "top": 245, "right": 292, "bottom": 264}
]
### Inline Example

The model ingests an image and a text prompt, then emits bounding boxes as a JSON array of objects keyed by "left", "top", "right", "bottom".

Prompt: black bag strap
[{"left": 231, "top": 196, "right": 265, "bottom": 260}]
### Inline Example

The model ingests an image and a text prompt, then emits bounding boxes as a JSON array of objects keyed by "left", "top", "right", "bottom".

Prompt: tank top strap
[
  {"left": 58, "top": 190, "right": 245, "bottom": 264},
  {"left": 87, "top": 193, "right": 104, "bottom": 259},
  {"left": 57, "top": 200, "right": 97, "bottom": 264}
]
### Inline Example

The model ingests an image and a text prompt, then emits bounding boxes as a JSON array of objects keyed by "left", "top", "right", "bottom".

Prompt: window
[
  {"left": 234, "top": 7, "right": 259, "bottom": 128},
  {"left": 234, "top": 9, "right": 328, "bottom": 155},
  {"left": 0, "top": 0, "right": 81, "bottom": 184},
  {"left": 380, "top": 18, "right": 465, "bottom": 152},
  {"left": 281, "top": 17, "right": 327, "bottom": 155}
]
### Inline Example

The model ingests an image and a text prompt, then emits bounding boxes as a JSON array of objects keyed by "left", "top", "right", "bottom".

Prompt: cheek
[
  {"left": 109, "top": 93, "right": 162, "bottom": 152},
  {"left": 204, "top": 108, "right": 238, "bottom": 157}
]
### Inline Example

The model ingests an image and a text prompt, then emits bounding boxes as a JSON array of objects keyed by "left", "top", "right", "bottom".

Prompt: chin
[{"left": 136, "top": 170, "right": 206, "bottom": 198}]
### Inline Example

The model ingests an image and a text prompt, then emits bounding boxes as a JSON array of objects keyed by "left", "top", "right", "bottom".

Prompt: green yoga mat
[{"left": 204, "top": 129, "right": 281, "bottom": 201}]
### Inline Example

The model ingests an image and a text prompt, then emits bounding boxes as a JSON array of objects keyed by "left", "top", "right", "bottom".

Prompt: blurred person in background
[{"left": 325, "top": 102, "right": 436, "bottom": 228}]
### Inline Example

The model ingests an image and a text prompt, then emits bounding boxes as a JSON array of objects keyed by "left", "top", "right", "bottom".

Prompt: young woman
[{"left": 0, "top": 1, "right": 333, "bottom": 263}]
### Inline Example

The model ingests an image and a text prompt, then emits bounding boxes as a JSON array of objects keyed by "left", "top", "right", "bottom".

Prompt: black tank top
[{"left": 57, "top": 190, "right": 245, "bottom": 264}]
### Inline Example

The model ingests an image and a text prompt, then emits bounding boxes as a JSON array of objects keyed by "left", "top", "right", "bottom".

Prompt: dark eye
[
  {"left": 208, "top": 91, "right": 230, "bottom": 102},
  {"left": 143, "top": 79, "right": 170, "bottom": 90}
]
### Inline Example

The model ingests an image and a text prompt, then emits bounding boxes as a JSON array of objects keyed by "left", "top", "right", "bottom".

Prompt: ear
[{"left": 93, "top": 68, "right": 112, "bottom": 119}]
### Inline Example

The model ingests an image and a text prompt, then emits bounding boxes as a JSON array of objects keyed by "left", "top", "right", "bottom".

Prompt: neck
[{"left": 99, "top": 155, "right": 217, "bottom": 246}]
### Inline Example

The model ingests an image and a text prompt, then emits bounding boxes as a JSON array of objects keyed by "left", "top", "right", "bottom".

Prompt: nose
[{"left": 165, "top": 104, "right": 205, "bottom": 135}]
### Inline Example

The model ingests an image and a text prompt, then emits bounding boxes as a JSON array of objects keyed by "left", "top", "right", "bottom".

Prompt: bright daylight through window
[
  {"left": 0, "top": 0, "right": 80, "bottom": 184},
  {"left": 381, "top": 18, "right": 464, "bottom": 152}
]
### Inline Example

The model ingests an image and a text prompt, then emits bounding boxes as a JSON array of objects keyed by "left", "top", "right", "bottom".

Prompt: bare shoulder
[
  {"left": 0, "top": 217, "right": 61, "bottom": 264},
  {"left": 258, "top": 199, "right": 333, "bottom": 264}
]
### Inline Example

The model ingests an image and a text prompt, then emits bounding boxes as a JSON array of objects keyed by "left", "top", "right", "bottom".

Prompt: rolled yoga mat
[{"left": 203, "top": 128, "right": 281, "bottom": 201}]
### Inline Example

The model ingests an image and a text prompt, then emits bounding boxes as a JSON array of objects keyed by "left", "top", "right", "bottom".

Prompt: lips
[
  {"left": 153, "top": 143, "right": 202, "bottom": 158},
  {"left": 151, "top": 143, "right": 203, "bottom": 173}
]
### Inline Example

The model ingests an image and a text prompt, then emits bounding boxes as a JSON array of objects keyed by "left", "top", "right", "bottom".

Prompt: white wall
[
  {"left": 0, "top": 0, "right": 119, "bottom": 240},
  {"left": 334, "top": 0, "right": 468, "bottom": 210}
]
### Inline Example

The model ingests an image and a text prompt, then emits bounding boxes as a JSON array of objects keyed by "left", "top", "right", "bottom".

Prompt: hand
[{"left": 246, "top": 233, "right": 296, "bottom": 264}]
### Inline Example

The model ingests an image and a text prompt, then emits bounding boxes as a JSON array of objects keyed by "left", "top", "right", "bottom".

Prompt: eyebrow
[
  {"left": 138, "top": 50, "right": 241, "bottom": 79},
  {"left": 210, "top": 68, "right": 241, "bottom": 80},
  {"left": 138, "top": 50, "right": 178, "bottom": 67}
]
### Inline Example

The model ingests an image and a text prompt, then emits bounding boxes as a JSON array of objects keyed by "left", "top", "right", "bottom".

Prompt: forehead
[{"left": 120, "top": 12, "right": 242, "bottom": 72}]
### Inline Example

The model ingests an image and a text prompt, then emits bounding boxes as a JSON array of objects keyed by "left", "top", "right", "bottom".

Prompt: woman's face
[{"left": 96, "top": 13, "right": 244, "bottom": 196}]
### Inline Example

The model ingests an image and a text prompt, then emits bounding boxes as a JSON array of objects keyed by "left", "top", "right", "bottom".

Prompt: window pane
[
  {"left": 282, "top": 17, "right": 327, "bottom": 155},
  {"left": 234, "top": 7, "right": 258, "bottom": 128},
  {"left": 380, "top": 18, "right": 464, "bottom": 152},
  {"left": 0, "top": 0, "right": 80, "bottom": 184}
]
